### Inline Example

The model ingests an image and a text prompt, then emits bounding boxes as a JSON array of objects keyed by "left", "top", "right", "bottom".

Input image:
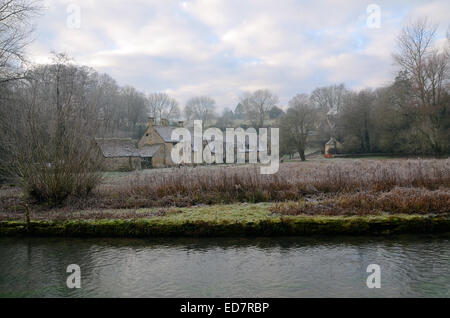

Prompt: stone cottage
[
  {"left": 96, "top": 117, "right": 192, "bottom": 170},
  {"left": 96, "top": 117, "right": 258, "bottom": 171},
  {"left": 138, "top": 117, "right": 256, "bottom": 166},
  {"left": 95, "top": 138, "right": 142, "bottom": 171},
  {"left": 138, "top": 117, "right": 185, "bottom": 168}
]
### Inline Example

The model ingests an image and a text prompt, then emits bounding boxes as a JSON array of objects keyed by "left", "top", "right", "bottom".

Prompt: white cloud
[{"left": 26, "top": 0, "right": 449, "bottom": 110}]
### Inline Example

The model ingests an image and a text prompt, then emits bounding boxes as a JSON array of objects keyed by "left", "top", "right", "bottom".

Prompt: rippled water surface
[{"left": 0, "top": 235, "right": 449, "bottom": 297}]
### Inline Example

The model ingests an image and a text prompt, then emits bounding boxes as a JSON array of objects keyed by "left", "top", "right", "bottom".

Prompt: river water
[{"left": 0, "top": 235, "right": 449, "bottom": 297}]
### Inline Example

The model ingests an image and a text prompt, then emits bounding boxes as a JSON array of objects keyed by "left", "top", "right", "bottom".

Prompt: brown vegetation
[
  {"left": 10, "top": 159, "right": 446, "bottom": 210},
  {"left": 270, "top": 187, "right": 450, "bottom": 216},
  {"left": 86, "top": 159, "right": 448, "bottom": 209},
  {"left": 1, "top": 159, "right": 448, "bottom": 220},
  {"left": 0, "top": 206, "right": 169, "bottom": 221}
]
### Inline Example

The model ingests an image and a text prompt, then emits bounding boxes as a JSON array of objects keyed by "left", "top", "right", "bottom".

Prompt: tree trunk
[{"left": 299, "top": 148, "right": 306, "bottom": 161}]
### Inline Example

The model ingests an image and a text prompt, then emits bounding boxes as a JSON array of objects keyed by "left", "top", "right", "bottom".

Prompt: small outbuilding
[
  {"left": 139, "top": 144, "right": 164, "bottom": 169},
  {"left": 95, "top": 138, "right": 142, "bottom": 171},
  {"left": 324, "top": 137, "right": 342, "bottom": 158},
  {"left": 138, "top": 117, "right": 194, "bottom": 167}
]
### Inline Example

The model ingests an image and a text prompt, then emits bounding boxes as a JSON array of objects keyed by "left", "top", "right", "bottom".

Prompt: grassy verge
[
  {"left": 2, "top": 160, "right": 448, "bottom": 212},
  {"left": 1, "top": 203, "right": 449, "bottom": 237}
]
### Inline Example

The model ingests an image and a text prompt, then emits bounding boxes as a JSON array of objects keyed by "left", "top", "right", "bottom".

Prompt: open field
[
  {"left": 76, "top": 158, "right": 450, "bottom": 211},
  {"left": 1, "top": 158, "right": 449, "bottom": 224},
  {"left": 1, "top": 157, "right": 449, "bottom": 237}
]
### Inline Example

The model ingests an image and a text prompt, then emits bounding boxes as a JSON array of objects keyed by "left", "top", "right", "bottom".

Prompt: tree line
[
  {"left": 167, "top": 19, "right": 449, "bottom": 161},
  {"left": 280, "top": 19, "right": 449, "bottom": 159}
]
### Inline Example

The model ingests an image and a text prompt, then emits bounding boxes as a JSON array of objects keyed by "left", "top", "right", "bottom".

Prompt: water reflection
[{"left": 0, "top": 235, "right": 449, "bottom": 297}]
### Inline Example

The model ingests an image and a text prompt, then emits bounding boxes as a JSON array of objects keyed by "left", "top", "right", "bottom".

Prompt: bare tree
[
  {"left": 119, "top": 86, "right": 147, "bottom": 129},
  {"left": 310, "top": 84, "right": 347, "bottom": 112},
  {"left": 281, "top": 94, "right": 318, "bottom": 161},
  {"left": 393, "top": 17, "right": 449, "bottom": 154},
  {"left": 93, "top": 73, "right": 121, "bottom": 134},
  {"left": 0, "top": 0, "right": 41, "bottom": 84},
  {"left": 240, "top": 89, "right": 278, "bottom": 128},
  {"left": 393, "top": 18, "right": 438, "bottom": 104},
  {"left": 3, "top": 54, "right": 105, "bottom": 205},
  {"left": 91, "top": 76, "right": 149, "bottom": 138},
  {"left": 184, "top": 96, "right": 216, "bottom": 128},
  {"left": 310, "top": 84, "right": 348, "bottom": 142},
  {"left": 215, "top": 107, "right": 234, "bottom": 130},
  {"left": 338, "top": 89, "right": 375, "bottom": 153},
  {"left": 147, "top": 92, "right": 180, "bottom": 123}
]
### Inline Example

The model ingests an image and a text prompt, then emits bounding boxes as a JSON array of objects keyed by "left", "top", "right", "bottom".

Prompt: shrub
[
  {"left": 270, "top": 187, "right": 450, "bottom": 216},
  {"left": 87, "top": 159, "right": 449, "bottom": 209}
]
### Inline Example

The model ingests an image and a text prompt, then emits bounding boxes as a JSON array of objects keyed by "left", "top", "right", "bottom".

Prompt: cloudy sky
[{"left": 28, "top": 0, "right": 449, "bottom": 111}]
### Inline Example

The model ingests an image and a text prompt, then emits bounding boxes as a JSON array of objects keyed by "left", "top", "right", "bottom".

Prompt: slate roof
[
  {"left": 154, "top": 126, "right": 179, "bottom": 142},
  {"left": 140, "top": 144, "right": 162, "bottom": 158},
  {"left": 153, "top": 126, "right": 260, "bottom": 153},
  {"left": 150, "top": 125, "right": 267, "bottom": 154},
  {"left": 95, "top": 138, "right": 140, "bottom": 158},
  {"left": 154, "top": 125, "right": 196, "bottom": 145}
]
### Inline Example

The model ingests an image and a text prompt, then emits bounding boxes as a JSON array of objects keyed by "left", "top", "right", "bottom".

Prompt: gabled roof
[
  {"left": 140, "top": 144, "right": 162, "bottom": 158},
  {"left": 326, "top": 137, "right": 337, "bottom": 145},
  {"left": 154, "top": 126, "right": 179, "bottom": 142},
  {"left": 95, "top": 138, "right": 140, "bottom": 158},
  {"left": 154, "top": 125, "right": 196, "bottom": 145}
]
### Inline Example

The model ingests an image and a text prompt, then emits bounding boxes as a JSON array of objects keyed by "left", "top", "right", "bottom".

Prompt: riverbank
[
  {"left": 1, "top": 159, "right": 448, "bottom": 237},
  {"left": 1, "top": 203, "right": 449, "bottom": 237}
]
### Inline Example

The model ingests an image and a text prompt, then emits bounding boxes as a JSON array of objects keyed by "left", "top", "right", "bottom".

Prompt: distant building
[
  {"left": 138, "top": 117, "right": 185, "bottom": 167},
  {"left": 139, "top": 144, "right": 164, "bottom": 169},
  {"left": 96, "top": 117, "right": 261, "bottom": 171},
  {"left": 95, "top": 138, "right": 141, "bottom": 171},
  {"left": 96, "top": 117, "right": 194, "bottom": 170},
  {"left": 324, "top": 137, "right": 342, "bottom": 158}
]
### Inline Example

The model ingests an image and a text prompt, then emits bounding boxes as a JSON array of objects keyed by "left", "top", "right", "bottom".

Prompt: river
[{"left": 0, "top": 235, "right": 449, "bottom": 297}]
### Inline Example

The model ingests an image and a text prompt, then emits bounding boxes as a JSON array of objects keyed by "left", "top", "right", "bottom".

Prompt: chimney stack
[
  {"left": 178, "top": 121, "right": 184, "bottom": 127},
  {"left": 148, "top": 116, "right": 155, "bottom": 127},
  {"left": 161, "top": 118, "right": 167, "bottom": 126}
]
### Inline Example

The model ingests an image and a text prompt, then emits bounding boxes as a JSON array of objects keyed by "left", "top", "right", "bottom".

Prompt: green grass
[
  {"left": 150, "top": 202, "right": 273, "bottom": 222},
  {"left": 1, "top": 202, "right": 449, "bottom": 237}
]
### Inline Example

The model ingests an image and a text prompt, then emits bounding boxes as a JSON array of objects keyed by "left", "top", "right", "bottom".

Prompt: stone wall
[
  {"left": 103, "top": 157, "right": 141, "bottom": 171},
  {"left": 138, "top": 126, "right": 165, "bottom": 148},
  {"left": 149, "top": 146, "right": 166, "bottom": 168}
]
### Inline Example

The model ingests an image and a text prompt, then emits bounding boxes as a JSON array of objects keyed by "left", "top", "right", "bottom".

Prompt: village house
[
  {"left": 95, "top": 138, "right": 142, "bottom": 171},
  {"left": 138, "top": 117, "right": 185, "bottom": 168},
  {"left": 96, "top": 117, "right": 193, "bottom": 170},
  {"left": 96, "top": 117, "right": 265, "bottom": 171}
]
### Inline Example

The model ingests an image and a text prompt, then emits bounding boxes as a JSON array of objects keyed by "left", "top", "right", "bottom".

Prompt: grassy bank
[
  {"left": 2, "top": 159, "right": 448, "bottom": 213},
  {"left": 1, "top": 160, "right": 448, "bottom": 237},
  {"left": 1, "top": 203, "right": 449, "bottom": 237}
]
